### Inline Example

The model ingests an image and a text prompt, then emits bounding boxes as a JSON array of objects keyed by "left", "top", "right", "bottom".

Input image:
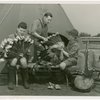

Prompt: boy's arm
[
  {"left": 8, "top": 34, "right": 15, "bottom": 39},
  {"left": 26, "top": 45, "right": 34, "bottom": 63},
  {"left": 68, "top": 43, "right": 79, "bottom": 57},
  {"left": 30, "top": 20, "right": 47, "bottom": 41},
  {"left": 61, "top": 49, "right": 69, "bottom": 57}
]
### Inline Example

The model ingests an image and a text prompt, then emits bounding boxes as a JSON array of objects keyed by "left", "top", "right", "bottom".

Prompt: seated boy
[
  {"left": 59, "top": 29, "right": 80, "bottom": 71},
  {"left": 49, "top": 29, "right": 80, "bottom": 70},
  {"left": 48, "top": 29, "right": 86, "bottom": 88},
  {"left": 8, "top": 22, "right": 32, "bottom": 90}
]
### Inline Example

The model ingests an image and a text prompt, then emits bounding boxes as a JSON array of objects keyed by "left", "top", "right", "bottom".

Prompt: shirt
[
  {"left": 64, "top": 40, "right": 80, "bottom": 58},
  {"left": 8, "top": 32, "right": 28, "bottom": 39},
  {"left": 8, "top": 32, "right": 33, "bottom": 61},
  {"left": 31, "top": 18, "right": 48, "bottom": 42}
]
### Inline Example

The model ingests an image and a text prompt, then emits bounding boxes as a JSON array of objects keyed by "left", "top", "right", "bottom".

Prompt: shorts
[{"left": 63, "top": 57, "right": 77, "bottom": 67}]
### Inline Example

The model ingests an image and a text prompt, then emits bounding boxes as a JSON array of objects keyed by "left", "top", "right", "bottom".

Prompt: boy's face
[
  {"left": 67, "top": 33, "right": 74, "bottom": 41},
  {"left": 43, "top": 16, "right": 52, "bottom": 24},
  {"left": 17, "top": 27, "right": 27, "bottom": 36}
]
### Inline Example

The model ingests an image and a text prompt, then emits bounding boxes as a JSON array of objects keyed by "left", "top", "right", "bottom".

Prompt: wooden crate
[
  {"left": 0, "top": 74, "right": 8, "bottom": 85},
  {"left": 0, "top": 61, "right": 8, "bottom": 85},
  {"left": 34, "top": 67, "right": 66, "bottom": 84}
]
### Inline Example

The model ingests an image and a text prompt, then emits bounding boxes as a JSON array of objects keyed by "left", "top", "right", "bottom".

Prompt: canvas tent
[
  {"left": 0, "top": 4, "right": 74, "bottom": 74},
  {"left": 0, "top": 4, "right": 74, "bottom": 43}
]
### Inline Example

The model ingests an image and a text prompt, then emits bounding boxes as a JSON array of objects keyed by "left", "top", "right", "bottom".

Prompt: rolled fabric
[{"left": 74, "top": 75, "right": 94, "bottom": 91}]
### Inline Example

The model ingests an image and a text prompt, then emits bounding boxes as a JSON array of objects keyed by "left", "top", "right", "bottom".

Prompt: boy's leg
[
  {"left": 8, "top": 59, "right": 17, "bottom": 90},
  {"left": 8, "top": 66, "right": 16, "bottom": 90},
  {"left": 88, "top": 50, "right": 95, "bottom": 70},
  {"left": 59, "top": 58, "right": 77, "bottom": 70},
  {"left": 20, "top": 57, "right": 30, "bottom": 89},
  {"left": 59, "top": 58, "right": 77, "bottom": 86},
  {"left": 77, "top": 52, "right": 85, "bottom": 73},
  {"left": 76, "top": 51, "right": 94, "bottom": 73},
  {"left": 20, "top": 68, "right": 30, "bottom": 89}
]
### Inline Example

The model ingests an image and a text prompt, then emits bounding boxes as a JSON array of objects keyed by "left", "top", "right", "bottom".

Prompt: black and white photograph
[{"left": 0, "top": 1, "right": 100, "bottom": 97}]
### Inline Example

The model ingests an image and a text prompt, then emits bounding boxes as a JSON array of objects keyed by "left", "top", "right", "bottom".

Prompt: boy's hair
[
  {"left": 67, "top": 29, "right": 79, "bottom": 38},
  {"left": 44, "top": 12, "right": 53, "bottom": 18},
  {"left": 18, "top": 22, "right": 27, "bottom": 29}
]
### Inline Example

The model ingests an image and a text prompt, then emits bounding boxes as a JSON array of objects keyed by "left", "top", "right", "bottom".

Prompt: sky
[{"left": 61, "top": 4, "right": 100, "bottom": 36}]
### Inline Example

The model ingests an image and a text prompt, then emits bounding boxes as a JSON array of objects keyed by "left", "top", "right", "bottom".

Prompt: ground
[{"left": 0, "top": 83, "right": 100, "bottom": 96}]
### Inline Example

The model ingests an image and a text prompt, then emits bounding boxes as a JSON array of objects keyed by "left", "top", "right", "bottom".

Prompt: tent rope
[{"left": 0, "top": 4, "right": 14, "bottom": 26}]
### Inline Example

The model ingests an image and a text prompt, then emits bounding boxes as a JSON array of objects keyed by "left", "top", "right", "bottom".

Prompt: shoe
[
  {"left": 48, "top": 85, "right": 54, "bottom": 89},
  {"left": 24, "top": 81, "right": 30, "bottom": 89},
  {"left": 8, "top": 66, "right": 16, "bottom": 90},
  {"left": 21, "top": 68, "right": 30, "bottom": 89},
  {"left": 8, "top": 82, "right": 15, "bottom": 90},
  {"left": 48, "top": 82, "right": 54, "bottom": 90},
  {"left": 54, "top": 84, "right": 61, "bottom": 90}
]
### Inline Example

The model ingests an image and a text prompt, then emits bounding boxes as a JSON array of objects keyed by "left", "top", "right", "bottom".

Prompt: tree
[
  {"left": 79, "top": 32, "right": 91, "bottom": 37},
  {"left": 93, "top": 33, "right": 100, "bottom": 37}
]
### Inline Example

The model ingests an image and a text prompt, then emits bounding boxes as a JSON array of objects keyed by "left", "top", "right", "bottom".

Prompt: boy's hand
[
  {"left": 42, "top": 37, "right": 48, "bottom": 42},
  {"left": 62, "top": 49, "right": 69, "bottom": 57},
  {"left": 60, "top": 48, "right": 64, "bottom": 51}
]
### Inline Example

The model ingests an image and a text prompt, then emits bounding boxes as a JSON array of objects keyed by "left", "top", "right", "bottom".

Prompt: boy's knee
[
  {"left": 78, "top": 52, "right": 85, "bottom": 58},
  {"left": 77, "top": 52, "right": 85, "bottom": 72},
  {"left": 78, "top": 52, "right": 85, "bottom": 64},
  {"left": 10, "top": 58, "right": 18, "bottom": 66},
  {"left": 20, "top": 57, "right": 28, "bottom": 68},
  {"left": 59, "top": 62, "right": 66, "bottom": 70}
]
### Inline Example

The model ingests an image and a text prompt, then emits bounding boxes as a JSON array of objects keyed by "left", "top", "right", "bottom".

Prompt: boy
[
  {"left": 48, "top": 29, "right": 86, "bottom": 89},
  {"left": 48, "top": 29, "right": 80, "bottom": 89},
  {"left": 59, "top": 29, "right": 80, "bottom": 71},
  {"left": 30, "top": 12, "right": 53, "bottom": 62},
  {"left": 8, "top": 22, "right": 31, "bottom": 90}
]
